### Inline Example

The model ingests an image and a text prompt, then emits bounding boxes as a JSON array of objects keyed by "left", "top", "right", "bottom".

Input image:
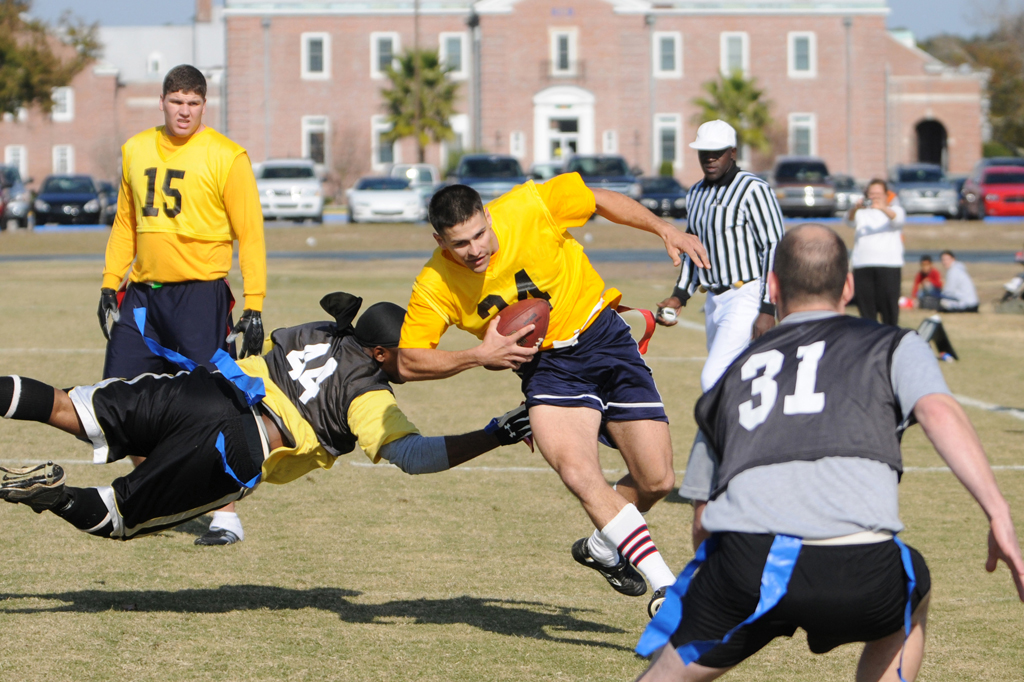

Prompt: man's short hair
[
  {"left": 429, "top": 185, "right": 483, "bottom": 234},
  {"left": 941, "top": 249, "right": 955, "bottom": 259},
  {"left": 920, "top": 255, "right": 932, "bottom": 264},
  {"left": 162, "top": 65, "right": 207, "bottom": 99},
  {"left": 773, "top": 224, "right": 848, "bottom": 305}
]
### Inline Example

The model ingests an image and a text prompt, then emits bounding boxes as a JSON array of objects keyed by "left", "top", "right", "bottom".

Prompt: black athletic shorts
[
  {"left": 668, "top": 532, "right": 931, "bottom": 668},
  {"left": 69, "top": 367, "right": 266, "bottom": 539}
]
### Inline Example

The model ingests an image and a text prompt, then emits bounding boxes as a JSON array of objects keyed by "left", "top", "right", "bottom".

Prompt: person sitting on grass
[
  {"left": 938, "top": 250, "right": 979, "bottom": 313},
  {"left": 0, "top": 293, "right": 531, "bottom": 540},
  {"left": 910, "top": 255, "right": 942, "bottom": 310}
]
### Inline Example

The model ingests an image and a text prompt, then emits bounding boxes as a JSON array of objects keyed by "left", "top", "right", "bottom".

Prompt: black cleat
[
  {"left": 194, "top": 529, "right": 241, "bottom": 546},
  {"left": 0, "top": 461, "right": 66, "bottom": 512},
  {"left": 648, "top": 586, "right": 667, "bottom": 618},
  {"left": 572, "top": 537, "right": 647, "bottom": 597}
]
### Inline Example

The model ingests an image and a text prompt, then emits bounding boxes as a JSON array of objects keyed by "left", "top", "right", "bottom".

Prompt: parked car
[
  {"left": 97, "top": 181, "right": 118, "bottom": 225},
  {"left": 33, "top": 175, "right": 102, "bottom": 225},
  {"left": 346, "top": 176, "right": 426, "bottom": 223},
  {"left": 771, "top": 156, "right": 836, "bottom": 218},
  {"left": 563, "top": 155, "right": 642, "bottom": 199},
  {"left": 449, "top": 154, "right": 527, "bottom": 202},
  {"left": 0, "top": 164, "right": 30, "bottom": 229},
  {"left": 639, "top": 176, "right": 688, "bottom": 218},
  {"left": 389, "top": 163, "right": 441, "bottom": 204},
  {"left": 961, "top": 165, "right": 1024, "bottom": 219},
  {"left": 890, "top": 164, "right": 959, "bottom": 217},
  {"left": 831, "top": 174, "right": 861, "bottom": 214},
  {"left": 528, "top": 161, "right": 564, "bottom": 182},
  {"left": 256, "top": 159, "right": 323, "bottom": 223}
]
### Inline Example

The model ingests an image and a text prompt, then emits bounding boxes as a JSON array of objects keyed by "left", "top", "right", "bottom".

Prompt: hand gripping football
[{"left": 495, "top": 299, "right": 551, "bottom": 347}]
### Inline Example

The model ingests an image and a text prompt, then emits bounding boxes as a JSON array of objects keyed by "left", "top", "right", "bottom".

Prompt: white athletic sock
[
  {"left": 587, "top": 529, "right": 620, "bottom": 567},
  {"left": 209, "top": 511, "right": 244, "bottom": 541},
  {"left": 598, "top": 504, "right": 676, "bottom": 590}
]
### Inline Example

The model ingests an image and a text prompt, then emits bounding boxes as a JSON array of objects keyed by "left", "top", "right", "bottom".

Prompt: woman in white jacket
[{"left": 847, "top": 178, "right": 907, "bottom": 325}]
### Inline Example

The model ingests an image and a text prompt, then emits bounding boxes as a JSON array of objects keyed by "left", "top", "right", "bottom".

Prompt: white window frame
[
  {"left": 52, "top": 145, "right": 74, "bottom": 174},
  {"left": 442, "top": 113, "right": 469, "bottom": 171},
  {"left": 787, "top": 32, "right": 817, "bottom": 78},
  {"left": 371, "top": 115, "right": 398, "bottom": 170},
  {"left": 301, "top": 32, "right": 331, "bottom": 80},
  {"left": 51, "top": 87, "right": 74, "bottom": 123},
  {"left": 549, "top": 28, "right": 579, "bottom": 77},
  {"left": 4, "top": 145, "right": 26, "bottom": 178},
  {"left": 301, "top": 115, "right": 329, "bottom": 166},
  {"left": 719, "top": 32, "right": 750, "bottom": 77},
  {"left": 371, "top": 32, "right": 401, "bottom": 80},
  {"left": 147, "top": 52, "right": 163, "bottom": 76},
  {"left": 652, "top": 32, "right": 682, "bottom": 79},
  {"left": 654, "top": 114, "right": 683, "bottom": 171},
  {"left": 602, "top": 130, "right": 618, "bottom": 154},
  {"left": 788, "top": 113, "right": 817, "bottom": 156},
  {"left": 509, "top": 131, "right": 526, "bottom": 159},
  {"left": 439, "top": 32, "right": 468, "bottom": 80}
]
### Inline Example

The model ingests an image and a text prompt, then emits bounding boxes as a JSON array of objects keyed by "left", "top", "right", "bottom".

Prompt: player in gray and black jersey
[{"left": 634, "top": 225, "right": 1024, "bottom": 682}]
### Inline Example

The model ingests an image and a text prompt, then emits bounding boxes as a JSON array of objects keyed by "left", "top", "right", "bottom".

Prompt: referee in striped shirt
[{"left": 656, "top": 120, "right": 785, "bottom": 392}]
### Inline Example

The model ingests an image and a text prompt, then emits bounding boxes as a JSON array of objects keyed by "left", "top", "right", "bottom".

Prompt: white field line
[
  {"left": 953, "top": 394, "right": 1024, "bottom": 422},
  {"left": 349, "top": 461, "right": 1024, "bottom": 475},
  {"left": 670, "top": 319, "right": 705, "bottom": 332},
  {"left": 0, "top": 348, "right": 105, "bottom": 354}
]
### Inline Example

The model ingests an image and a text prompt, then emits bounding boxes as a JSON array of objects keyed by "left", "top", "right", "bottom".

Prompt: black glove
[
  {"left": 228, "top": 310, "right": 264, "bottom": 358},
  {"left": 97, "top": 288, "right": 119, "bottom": 340},
  {"left": 485, "top": 404, "right": 532, "bottom": 446}
]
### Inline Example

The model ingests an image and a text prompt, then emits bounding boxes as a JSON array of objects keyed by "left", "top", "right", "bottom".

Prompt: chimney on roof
[{"left": 196, "top": 0, "right": 212, "bottom": 23}]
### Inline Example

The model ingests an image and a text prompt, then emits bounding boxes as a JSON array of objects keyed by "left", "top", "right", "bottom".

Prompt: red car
[{"left": 962, "top": 165, "right": 1024, "bottom": 218}]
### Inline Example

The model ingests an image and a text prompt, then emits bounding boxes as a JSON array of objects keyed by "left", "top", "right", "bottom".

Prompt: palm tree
[
  {"left": 692, "top": 71, "right": 773, "bottom": 154},
  {"left": 380, "top": 49, "right": 460, "bottom": 163}
]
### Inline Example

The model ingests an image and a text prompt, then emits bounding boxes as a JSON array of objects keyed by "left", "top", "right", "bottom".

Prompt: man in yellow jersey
[
  {"left": 0, "top": 295, "right": 532, "bottom": 540},
  {"left": 96, "top": 65, "right": 266, "bottom": 546},
  {"left": 399, "top": 178, "right": 710, "bottom": 618}
]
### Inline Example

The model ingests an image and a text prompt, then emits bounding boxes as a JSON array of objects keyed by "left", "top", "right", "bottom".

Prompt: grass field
[{"left": 0, "top": 220, "right": 1022, "bottom": 681}]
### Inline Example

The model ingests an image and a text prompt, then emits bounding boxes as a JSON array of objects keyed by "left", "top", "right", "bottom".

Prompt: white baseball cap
[{"left": 689, "top": 120, "right": 738, "bottom": 151}]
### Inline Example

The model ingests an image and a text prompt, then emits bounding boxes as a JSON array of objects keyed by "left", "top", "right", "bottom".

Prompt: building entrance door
[
  {"left": 549, "top": 118, "right": 579, "bottom": 161},
  {"left": 533, "top": 86, "right": 594, "bottom": 164}
]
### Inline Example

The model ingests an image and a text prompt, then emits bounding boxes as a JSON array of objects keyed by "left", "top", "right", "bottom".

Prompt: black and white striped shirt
[{"left": 674, "top": 167, "right": 785, "bottom": 314}]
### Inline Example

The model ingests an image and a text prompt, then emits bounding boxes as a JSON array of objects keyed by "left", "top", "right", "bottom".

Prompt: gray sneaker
[
  {"left": 0, "top": 461, "right": 66, "bottom": 511},
  {"left": 195, "top": 529, "right": 241, "bottom": 546}
]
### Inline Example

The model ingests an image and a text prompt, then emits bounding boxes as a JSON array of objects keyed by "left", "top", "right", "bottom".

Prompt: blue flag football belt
[
  {"left": 637, "top": 534, "right": 918, "bottom": 682},
  {"left": 133, "top": 307, "right": 265, "bottom": 490}
]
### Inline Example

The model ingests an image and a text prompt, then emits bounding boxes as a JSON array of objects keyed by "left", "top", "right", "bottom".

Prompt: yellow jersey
[
  {"left": 102, "top": 126, "right": 267, "bottom": 311},
  {"left": 400, "top": 173, "right": 621, "bottom": 351},
  {"left": 125, "top": 125, "right": 243, "bottom": 241}
]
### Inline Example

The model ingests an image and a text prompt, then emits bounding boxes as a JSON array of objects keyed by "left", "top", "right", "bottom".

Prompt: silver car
[
  {"left": 257, "top": 159, "right": 324, "bottom": 223},
  {"left": 891, "top": 164, "right": 959, "bottom": 217},
  {"left": 0, "top": 165, "right": 31, "bottom": 230}
]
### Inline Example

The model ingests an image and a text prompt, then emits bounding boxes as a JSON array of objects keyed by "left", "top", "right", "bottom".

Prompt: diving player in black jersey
[{"left": 0, "top": 293, "right": 531, "bottom": 540}]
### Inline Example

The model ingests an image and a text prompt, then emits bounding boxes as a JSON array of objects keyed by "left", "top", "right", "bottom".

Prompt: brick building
[
  {"left": 0, "top": 0, "right": 988, "bottom": 195},
  {"left": 222, "top": 0, "right": 988, "bottom": 190},
  {"left": 0, "top": 0, "right": 224, "bottom": 188}
]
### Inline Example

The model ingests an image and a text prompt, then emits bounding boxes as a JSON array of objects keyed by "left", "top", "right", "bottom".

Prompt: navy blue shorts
[
  {"left": 520, "top": 306, "right": 667, "bottom": 424},
  {"left": 103, "top": 280, "right": 236, "bottom": 380}
]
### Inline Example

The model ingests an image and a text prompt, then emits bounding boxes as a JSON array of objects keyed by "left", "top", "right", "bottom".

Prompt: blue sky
[{"left": 26, "top": 0, "right": 1020, "bottom": 40}]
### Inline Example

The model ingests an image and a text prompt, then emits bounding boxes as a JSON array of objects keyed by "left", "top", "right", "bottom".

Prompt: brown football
[{"left": 495, "top": 298, "right": 551, "bottom": 347}]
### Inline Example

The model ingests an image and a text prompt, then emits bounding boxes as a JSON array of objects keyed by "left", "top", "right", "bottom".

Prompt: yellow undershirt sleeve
[
  {"left": 347, "top": 390, "right": 421, "bottom": 463},
  {"left": 101, "top": 161, "right": 139, "bottom": 290},
  {"left": 223, "top": 153, "right": 267, "bottom": 311}
]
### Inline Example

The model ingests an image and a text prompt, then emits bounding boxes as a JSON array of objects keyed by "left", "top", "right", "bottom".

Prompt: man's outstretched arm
[
  {"left": 376, "top": 405, "right": 531, "bottom": 474},
  {"left": 914, "top": 392, "right": 1024, "bottom": 601},
  {"left": 398, "top": 317, "right": 538, "bottom": 381},
  {"left": 592, "top": 188, "right": 710, "bottom": 269}
]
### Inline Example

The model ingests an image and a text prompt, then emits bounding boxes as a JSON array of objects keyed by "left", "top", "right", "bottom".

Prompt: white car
[
  {"left": 389, "top": 163, "right": 440, "bottom": 203},
  {"left": 256, "top": 159, "right": 323, "bottom": 223},
  {"left": 346, "top": 177, "right": 426, "bottom": 223}
]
